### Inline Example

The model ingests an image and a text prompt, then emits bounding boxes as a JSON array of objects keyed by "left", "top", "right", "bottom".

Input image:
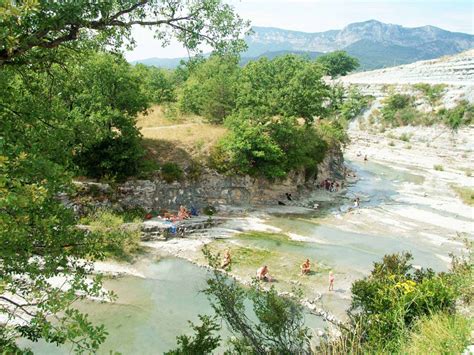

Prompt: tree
[
  {"left": 0, "top": 1, "right": 248, "bottom": 351},
  {"left": 0, "top": 1, "right": 249, "bottom": 66},
  {"left": 165, "top": 315, "right": 221, "bottom": 355},
  {"left": 178, "top": 55, "right": 240, "bottom": 123},
  {"left": 236, "top": 55, "right": 329, "bottom": 124},
  {"left": 1, "top": 51, "right": 148, "bottom": 179},
  {"left": 211, "top": 113, "right": 329, "bottom": 180},
  {"left": 132, "top": 64, "right": 177, "bottom": 104},
  {"left": 316, "top": 51, "right": 359, "bottom": 78}
]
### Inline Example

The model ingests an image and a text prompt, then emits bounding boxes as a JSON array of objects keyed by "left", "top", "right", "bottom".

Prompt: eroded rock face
[{"left": 74, "top": 148, "right": 344, "bottom": 211}]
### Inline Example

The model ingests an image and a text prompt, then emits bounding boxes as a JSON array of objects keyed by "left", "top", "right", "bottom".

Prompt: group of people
[
  {"left": 221, "top": 252, "right": 335, "bottom": 291},
  {"left": 157, "top": 205, "right": 198, "bottom": 222},
  {"left": 320, "top": 179, "right": 341, "bottom": 192}
]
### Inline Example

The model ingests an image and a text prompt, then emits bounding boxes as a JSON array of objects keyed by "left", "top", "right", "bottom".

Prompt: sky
[{"left": 124, "top": 0, "right": 474, "bottom": 61}]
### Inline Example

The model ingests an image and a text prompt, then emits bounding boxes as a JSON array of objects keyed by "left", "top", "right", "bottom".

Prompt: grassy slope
[{"left": 137, "top": 105, "right": 227, "bottom": 166}]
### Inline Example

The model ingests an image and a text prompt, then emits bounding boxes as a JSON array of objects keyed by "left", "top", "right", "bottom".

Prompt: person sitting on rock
[
  {"left": 300, "top": 259, "right": 311, "bottom": 275},
  {"left": 221, "top": 250, "right": 231, "bottom": 269},
  {"left": 256, "top": 265, "right": 273, "bottom": 282},
  {"left": 178, "top": 205, "right": 190, "bottom": 220}
]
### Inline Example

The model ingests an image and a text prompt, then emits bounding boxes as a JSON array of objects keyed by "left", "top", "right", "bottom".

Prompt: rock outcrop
[{"left": 72, "top": 148, "right": 344, "bottom": 211}]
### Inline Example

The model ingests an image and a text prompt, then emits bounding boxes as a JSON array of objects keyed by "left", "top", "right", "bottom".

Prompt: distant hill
[
  {"left": 132, "top": 20, "right": 474, "bottom": 71},
  {"left": 130, "top": 56, "right": 186, "bottom": 69},
  {"left": 240, "top": 50, "right": 323, "bottom": 65}
]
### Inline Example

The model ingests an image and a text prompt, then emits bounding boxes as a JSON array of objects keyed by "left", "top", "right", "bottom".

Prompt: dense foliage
[
  {"left": 201, "top": 54, "right": 353, "bottom": 179},
  {"left": 319, "top": 249, "right": 472, "bottom": 354},
  {"left": 177, "top": 55, "right": 240, "bottom": 123},
  {"left": 211, "top": 115, "right": 330, "bottom": 179},
  {"left": 0, "top": 0, "right": 248, "bottom": 351},
  {"left": 236, "top": 55, "right": 329, "bottom": 123},
  {"left": 379, "top": 91, "right": 473, "bottom": 129},
  {"left": 316, "top": 50, "right": 360, "bottom": 78},
  {"left": 350, "top": 253, "right": 457, "bottom": 352}
]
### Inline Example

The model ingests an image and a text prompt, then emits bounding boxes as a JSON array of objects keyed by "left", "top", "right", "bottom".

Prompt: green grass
[
  {"left": 236, "top": 231, "right": 304, "bottom": 246},
  {"left": 401, "top": 313, "right": 471, "bottom": 355},
  {"left": 451, "top": 185, "right": 474, "bottom": 206},
  {"left": 80, "top": 209, "right": 144, "bottom": 261}
]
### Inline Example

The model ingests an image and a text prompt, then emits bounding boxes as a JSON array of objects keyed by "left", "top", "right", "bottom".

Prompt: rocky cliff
[{"left": 73, "top": 148, "right": 344, "bottom": 212}]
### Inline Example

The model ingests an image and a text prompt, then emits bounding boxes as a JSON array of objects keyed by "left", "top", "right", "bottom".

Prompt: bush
[
  {"left": 211, "top": 114, "right": 328, "bottom": 179},
  {"left": 81, "top": 209, "right": 142, "bottom": 261},
  {"left": 161, "top": 162, "right": 184, "bottom": 183},
  {"left": 380, "top": 94, "right": 416, "bottom": 126},
  {"left": 339, "top": 87, "right": 372, "bottom": 122},
  {"left": 451, "top": 185, "right": 474, "bottom": 206},
  {"left": 74, "top": 132, "right": 144, "bottom": 180},
  {"left": 350, "top": 252, "right": 458, "bottom": 352},
  {"left": 211, "top": 117, "right": 286, "bottom": 179},
  {"left": 438, "top": 100, "right": 474, "bottom": 130},
  {"left": 413, "top": 83, "right": 446, "bottom": 106},
  {"left": 434, "top": 164, "right": 444, "bottom": 171}
]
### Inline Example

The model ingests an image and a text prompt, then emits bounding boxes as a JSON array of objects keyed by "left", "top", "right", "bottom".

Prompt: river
[{"left": 23, "top": 158, "right": 467, "bottom": 354}]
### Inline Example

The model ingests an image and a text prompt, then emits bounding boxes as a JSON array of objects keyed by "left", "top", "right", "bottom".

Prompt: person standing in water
[
  {"left": 329, "top": 271, "right": 335, "bottom": 291},
  {"left": 221, "top": 250, "right": 231, "bottom": 269}
]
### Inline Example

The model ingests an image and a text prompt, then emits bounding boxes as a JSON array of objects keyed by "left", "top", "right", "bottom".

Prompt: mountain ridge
[{"left": 132, "top": 20, "right": 474, "bottom": 71}]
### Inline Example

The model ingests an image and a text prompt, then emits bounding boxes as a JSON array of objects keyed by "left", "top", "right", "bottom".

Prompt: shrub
[
  {"left": 380, "top": 94, "right": 415, "bottom": 126},
  {"left": 339, "top": 87, "right": 372, "bottom": 122},
  {"left": 438, "top": 100, "right": 474, "bottom": 130},
  {"left": 434, "top": 164, "right": 444, "bottom": 171},
  {"left": 413, "top": 83, "right": 446, "bottom": 106},
  {"left": 350, "top": 252, "right": 458, "bottom": 352},
  {"left": 186, "top": 161, "right": 204, "bottom": 181},
  {"left": 451, "top": 185, "right": 474, "bottom": 206},
  {"left": 81, "top": 209, "right": 142, "bottom": 261},
  {"left": 211, "top": 114, "right": 329, "bottom": 179},
  {"left": 161, "top": 162, "right": 184, "bottom": 183},
  {"left": 73, "top": 132, "right": 144, "bottom": 181},
  {"left": 137, "top": 159, "right": 160, "bottom": 179}
]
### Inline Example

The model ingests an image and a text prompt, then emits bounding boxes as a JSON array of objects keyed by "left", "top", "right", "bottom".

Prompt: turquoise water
[{"left": 22, "top": 258, "right": 324, "bottom": 354}]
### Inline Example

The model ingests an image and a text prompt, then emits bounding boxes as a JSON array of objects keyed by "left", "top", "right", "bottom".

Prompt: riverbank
[{"left": 22, "top": 122, "right": 472, "bottom": 353}]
